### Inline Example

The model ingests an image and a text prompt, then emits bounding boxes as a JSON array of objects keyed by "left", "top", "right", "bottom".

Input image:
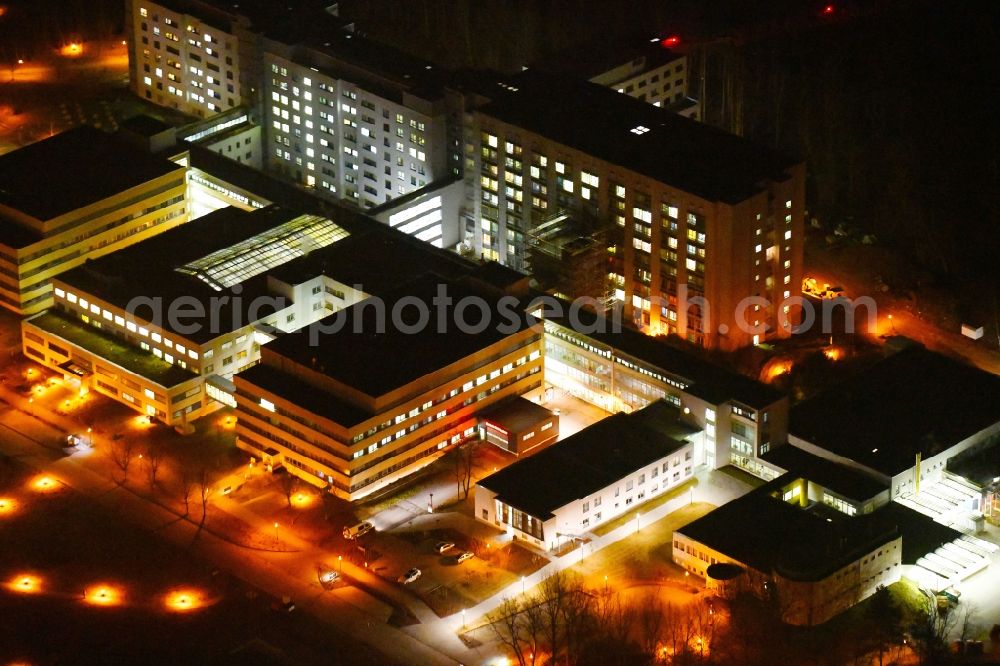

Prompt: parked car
[
  {"left": 456, "top": 551, "right": 474, "bottom": 563},
  {"left": 343, "top": 522, "right": 374, "bottom": 540},
  {"left": 398, "top": 568, "right": 421, "bottom": 584},
  {"left": 435, "top": 541, "right": 455, "bottom": 554}
]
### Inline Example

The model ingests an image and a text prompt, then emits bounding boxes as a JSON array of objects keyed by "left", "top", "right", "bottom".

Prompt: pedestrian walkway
[{"left": 455, "top": 466, "right": 754, "bottom": 630}]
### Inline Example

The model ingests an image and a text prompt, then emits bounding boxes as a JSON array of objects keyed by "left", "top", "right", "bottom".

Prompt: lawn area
[
  {"left": 0, "top": 456, "right": 389, "bottom": 665},
  {"left": 572, "top": 502, "right": 715, "bottom": 586},
  {"left": 591, "top": 477, "right": 698, "bottom": 537}
]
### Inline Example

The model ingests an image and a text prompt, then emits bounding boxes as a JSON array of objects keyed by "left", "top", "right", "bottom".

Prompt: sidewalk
[{"left": 457, "top": 467, "right": 753, "bottom": 630}]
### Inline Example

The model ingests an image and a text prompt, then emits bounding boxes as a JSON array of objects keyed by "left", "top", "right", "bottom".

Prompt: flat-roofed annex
[{"left": 175, "top": 213, "right": 350, "bottom": 290}]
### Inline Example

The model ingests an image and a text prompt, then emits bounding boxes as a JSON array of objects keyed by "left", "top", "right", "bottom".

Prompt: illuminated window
[
  {"left": 630, "top": 125, "right": 650, "bottom": 135},
  {"left": 260, "top": 398, "right": 276, "bottom": 412}
]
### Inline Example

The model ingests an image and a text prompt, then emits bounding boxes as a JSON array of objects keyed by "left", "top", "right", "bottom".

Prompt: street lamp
[
  {"left": 521, "top": 576, "right": 525, "bottom": 595},
  {"left": 462, "top": 607, "right": 466, "bottom": 629},
  {"left": 428, "top": 492, "right": 434, "bottom": 513},
  {"left": 636, "top": 512, "right": 641, "bottom": 534},
  {"left": 338, "top": 555, "right": 342, "bottom": 573},
  {"left": 273, "top": 521, "right": 279, "bottom": 546}
]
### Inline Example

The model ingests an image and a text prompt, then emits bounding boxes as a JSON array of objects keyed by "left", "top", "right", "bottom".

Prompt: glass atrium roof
[{"left": 176, "top": 214, "right": 349, "bottom": 290}]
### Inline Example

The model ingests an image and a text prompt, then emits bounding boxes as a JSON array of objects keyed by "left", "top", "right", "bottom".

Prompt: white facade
[
  {"left": 595, "top": 54, "right": 690, "bottom": 110},
  {"left": 672, "top": 528, "right": 901, "bottom": 626},
  {"left": 27, "top": 212, "right": 367, "bottom": 424},
  {"left": 262, "top": 52, "right": 446, "bottom": 210},
  {"left": 370, "top": 179, "right": 467, "bottom": 249},
  {"left": 475, "top": 440, "right": 695, "bottom": 551},
  {"left": 128, "top": 0, "right": 243, "bottom": 117}
]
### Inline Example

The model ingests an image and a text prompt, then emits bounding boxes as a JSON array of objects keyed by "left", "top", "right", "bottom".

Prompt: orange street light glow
[
  {"left": 0, "top": 497, "right": 16, "bottom": 515},
  {"left": 8, "top": 574, "right": 42, "bottom": 594},
  {"left": 164, "top": 588, "right": 207, "bottom": 612},
  {"left": 30, "top": 475, "right": 60, "bottom": 492},
  {"left": 83, "top": 584, "right": 123, "bottom": 606},
  {"left": 823, "top": 347, "right": 843, "bottom": 361},
  {"left": 61, "top": 42, "right": 83, "bottom": 57},
  {"left": 292, "top": 492, "right": 313, "bottom": 508},
  {"left": 132, "top": 415, "right": 153, "bottom": 428},
  {"left": 764, "top": 360, "right": 793, "bottom": 381}
]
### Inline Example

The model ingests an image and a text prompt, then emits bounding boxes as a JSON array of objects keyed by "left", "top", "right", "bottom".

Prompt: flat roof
[
  {"left": 300, "top": 31, "right": 449, "bottom": 102},
  {"left": 56, "top": 206, "right": 300, "bottom": 343},
  {"left": 546, "top": 306, "right": 783, "bottom": 409},
  {"left": 0, "top": 126, "right": 181, "bottom": 227},
  {"left": 266, "top": 228, "right": 477, "bottom": 295},
  {"left": 678, "top": 475, "right": 905, "bottom": 582},
  {"left": 478, "top": 400, "right": 696, "bottom": 520},
  {"left": 790, "top": 347, "right": 1000, "bottom": 477},
  {"left": 235, "top": 362, "right": 371, "bottom": 428},
  {"left": 27, "top": 310, "right": 196, "bottom": 388},
  {"left": 478, "top": 397, "right": 555, "bottom": 434},
  {"left": 947, "top": 438, "right": 1000, "bottom": 488},
  {"left": 262, "top": 274, "right": 536, "bottom": 398},
  {"left": 533, "top": 32, "right": 684, "bottom": 82},
  {"left": 479, "top": 70, "right": 798, "bottom": 204},
  {"left": 469, "top": 261, "right": 529, "bottom": 291},
  {"left": 762, "top": 444, "right": 887, "bottom": 502},
  {"left": 119, "top": 114, "right": 174, "bottom": 137}
]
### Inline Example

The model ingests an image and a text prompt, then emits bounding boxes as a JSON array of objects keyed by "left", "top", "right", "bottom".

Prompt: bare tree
[
  {"left": 447, "top": 442, "right": 477, "bottom": 500},
  {"left": 197, "top": 468, "right": 214, "bottom": 529},
  {"left": 486, "top": 597, "right": 529, "bottom": 666},
  {"left": 108, "top": 437, "right": 136, "bottom": 485},
  {"left": 279, "top": 472, "right": 297, "bottom": 508},
  {"left": 144, "top": 443, "right": 164, "bottom": 492},
  {"left": 958, "top": 603, "right": 980, "bottom": 650},
  {"left": 637, "top": 594, "right": 667, "bottom": 658},
  {"left": 180, "top": 466, "right": 194, "bottom": 516},
  {"left": 521, "top": 596, "right": 546, "bottom": 665},
  {"left": 910, "top": 598, "right": 958, "bottom": 666}
]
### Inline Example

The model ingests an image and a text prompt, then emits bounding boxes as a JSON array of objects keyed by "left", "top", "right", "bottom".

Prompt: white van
[{"left": 342, "top": 521, "right": 374, "bottom": 540}]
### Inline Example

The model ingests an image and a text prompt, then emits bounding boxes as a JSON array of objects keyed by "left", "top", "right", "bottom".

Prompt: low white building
[
  {"left": 475, "top": 400, "right": 699, "bottom": 551},
  {"left": 673, "top": 473, "right": 905, "bottom": 626}
]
